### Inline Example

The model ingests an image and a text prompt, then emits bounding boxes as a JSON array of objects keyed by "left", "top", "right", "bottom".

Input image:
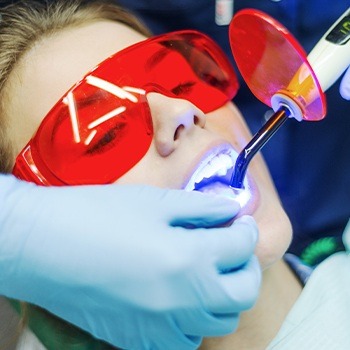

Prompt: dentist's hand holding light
[
  {"left": 0, "top": 176, "right": 260, "bottom": 350},
  {"left": 340, "top": 66, "right": 350, "bottom": 100},
  {"left": 308, "top": 7, "right": 350, "bottom": 101}
]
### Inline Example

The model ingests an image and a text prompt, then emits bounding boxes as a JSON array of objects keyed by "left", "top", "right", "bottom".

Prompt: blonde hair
[
  {"left": 0, "top": 1, "right": 151, "bottom": 348},
  {"left": 0, "top": 0, "right": 151, "bottom": 173}
]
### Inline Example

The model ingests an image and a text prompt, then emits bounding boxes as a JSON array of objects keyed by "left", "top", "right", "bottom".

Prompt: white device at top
[
  {"left": 271, "top": 7, "right": 350, "bottom": 121},
  {"left": 308, "top": 7, "right": 350, "bottom": 92}
]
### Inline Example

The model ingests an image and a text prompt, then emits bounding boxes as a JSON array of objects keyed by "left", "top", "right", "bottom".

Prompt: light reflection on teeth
[{"left": 184, "top": 151, "right": 235, "bottom": 192}]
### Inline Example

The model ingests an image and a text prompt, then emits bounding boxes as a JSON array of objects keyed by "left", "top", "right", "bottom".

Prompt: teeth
[
  {"left": 222, "top": 154, "right": 233, "bottom": 171},
  {"left": 217, "top": 167, "right": 227, "bottom": 176},
  {"left": 209, "top": 157, "right": 222, "bottom": 171},
  {"left": 185, "top": 151, "right": 235, "bottom": 191},
  {"left": 206, "top": 156, "right": 230, "bottom": 178}
]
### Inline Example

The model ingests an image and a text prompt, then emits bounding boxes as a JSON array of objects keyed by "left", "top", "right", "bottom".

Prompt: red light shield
[{"left": 229, "top": 9, "right": 326, "bottom": 121}]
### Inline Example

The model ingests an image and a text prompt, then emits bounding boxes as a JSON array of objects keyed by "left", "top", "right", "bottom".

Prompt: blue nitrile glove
[
  {"left": 340, "top": 66, "right": 350, "bottom": 100},
  {"left": 0, "top": 175, "right": 261, "bottom": 350}
]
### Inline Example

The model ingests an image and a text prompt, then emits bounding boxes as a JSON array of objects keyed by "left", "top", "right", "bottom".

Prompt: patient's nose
[{"left": 147, "top": 92, "right": 206, "bottom": 157}]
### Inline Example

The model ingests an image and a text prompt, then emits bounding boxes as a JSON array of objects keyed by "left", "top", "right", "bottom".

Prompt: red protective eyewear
[{"left": 12, "top": 30, "right": 239, "bottom": 186}]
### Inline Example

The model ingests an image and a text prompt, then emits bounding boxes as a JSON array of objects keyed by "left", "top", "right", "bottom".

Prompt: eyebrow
[{"left": 145, "top": 46, "right": 171, "bottom": 71}]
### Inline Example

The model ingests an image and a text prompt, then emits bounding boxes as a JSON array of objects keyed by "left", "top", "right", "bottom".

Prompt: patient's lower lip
[{"left": 196, "top": 181, "right": 251, "bottom": 208}]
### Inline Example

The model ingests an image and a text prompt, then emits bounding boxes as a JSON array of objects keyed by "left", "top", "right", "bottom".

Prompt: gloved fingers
[
  {"left": 176, "top": 308, "right": 240, "bottom": 337},
  {"left": 210, "top": 255, "right": 261, "bottom": 314},
  {"left": 127, "top": 313, "right": 203, "bottom": 350},
  {"left": 340, "top": 65, "right": 350, "bottom": 100},
  {"left": 145, "top": 316, "right": 202, "bottom": 350},
  {"left": 194, "top": 215, "right": 258, "bottom": 271},
  {"left": 162, "top": 189, "right": 240, "bottom": 227},
  {"left": 78, "top": 310, "right": 202, "bottom": 350}
]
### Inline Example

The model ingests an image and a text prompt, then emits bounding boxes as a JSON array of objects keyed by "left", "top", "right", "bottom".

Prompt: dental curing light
[{"left": 229, "top": 7, "right": 350, "bottom": 189}]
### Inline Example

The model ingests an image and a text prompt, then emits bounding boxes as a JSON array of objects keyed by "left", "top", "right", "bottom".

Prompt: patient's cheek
[{"left": 206, "top": 103, "right": 252, "bottom": 149}]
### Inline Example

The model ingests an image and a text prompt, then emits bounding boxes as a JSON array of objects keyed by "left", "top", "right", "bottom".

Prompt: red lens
[
  {"left": 13, "top": 31, "right": 239, "bottom": 185},
  {"left": 33, "top": 85, "right": 152, "bottom": 185},
  {"left": 229, "top": 9, "right": 326, "bottom": 121}
]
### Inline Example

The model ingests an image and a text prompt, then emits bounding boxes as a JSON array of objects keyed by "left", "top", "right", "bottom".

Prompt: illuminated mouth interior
[
  {"left": 184, "top": 148, "right": 251, "bottom": 207},
  {"left": 185, "top": 150, "right": 234, "bottom": 191}
]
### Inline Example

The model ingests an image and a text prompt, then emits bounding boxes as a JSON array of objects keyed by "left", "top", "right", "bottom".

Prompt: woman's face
[{"left": 5, "top": 20, "right": 292, "bottom": 269}]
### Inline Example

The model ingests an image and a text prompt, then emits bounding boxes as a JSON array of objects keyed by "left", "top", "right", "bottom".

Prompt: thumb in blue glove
[
  {"left": 340, "top": 65, "right": 350, "bottom": 100},
  {"left": 0, "top": 175, "right": 261, "bottom": 350}
]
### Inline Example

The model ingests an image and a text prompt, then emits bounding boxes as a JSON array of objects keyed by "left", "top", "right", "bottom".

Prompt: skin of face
[{"left": 5, "top": 20, "right": 292, "bottom": 270}]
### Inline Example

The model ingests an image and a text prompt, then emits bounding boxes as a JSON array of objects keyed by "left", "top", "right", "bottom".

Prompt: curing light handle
[
  {"left": 230, "top": 7, "right": 350, "bottom": 190},
  {"left": 307, "top": 7, "right": 350, "bottom": 93}
]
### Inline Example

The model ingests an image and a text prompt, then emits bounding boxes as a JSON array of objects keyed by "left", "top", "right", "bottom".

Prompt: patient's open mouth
[{"left": 184, "top": 146, "right": 252, "bottom": 207}]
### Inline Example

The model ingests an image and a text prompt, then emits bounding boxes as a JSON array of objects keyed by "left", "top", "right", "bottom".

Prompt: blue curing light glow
[{"left": 223, "top": 186, "right": 252, "bottom": 208}]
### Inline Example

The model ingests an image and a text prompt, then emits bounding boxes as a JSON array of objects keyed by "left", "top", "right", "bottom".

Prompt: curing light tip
[{"left": 230, "top": 106, "right": 290, "bottom": 189}]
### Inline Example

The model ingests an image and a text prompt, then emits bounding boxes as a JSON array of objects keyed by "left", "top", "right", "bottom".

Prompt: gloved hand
[
  {"left": 340, "top": 65, "right": 350, "bottom": 100},
  {"left": 0, "top": 175, "right": 261, "bottom": 350}
]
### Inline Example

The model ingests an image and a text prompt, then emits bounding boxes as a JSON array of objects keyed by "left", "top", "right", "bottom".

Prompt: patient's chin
[{"left": 255, "top": 211, "right": 293, "bottom": 270}]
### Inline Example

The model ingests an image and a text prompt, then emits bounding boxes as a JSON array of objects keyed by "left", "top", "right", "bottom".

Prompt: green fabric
[{"left": 8, "top": 299, "right": 115, "bottom": 350}]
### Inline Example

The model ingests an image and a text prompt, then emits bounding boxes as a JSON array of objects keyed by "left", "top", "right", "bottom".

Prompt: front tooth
[
  {"left": 209, "top": 158, "right": 226, "bottom": 176},
  {"left": 195, "top": 157, "right": 224, "bottom": 183},
  {"left": 210, "top": 154, "right": 232, "bottom": 176},
  {"left": 199, "top": 163, "right": 217, "bottom": 179},
  {"left": 217, "top": 167, "right": 227, "bottom": 176},
  {"left": 209, "top": 156, "right": 222, "bottom": 170},
  {"left": 223, "top": 154, "right": 234, "bottom": 169}
]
